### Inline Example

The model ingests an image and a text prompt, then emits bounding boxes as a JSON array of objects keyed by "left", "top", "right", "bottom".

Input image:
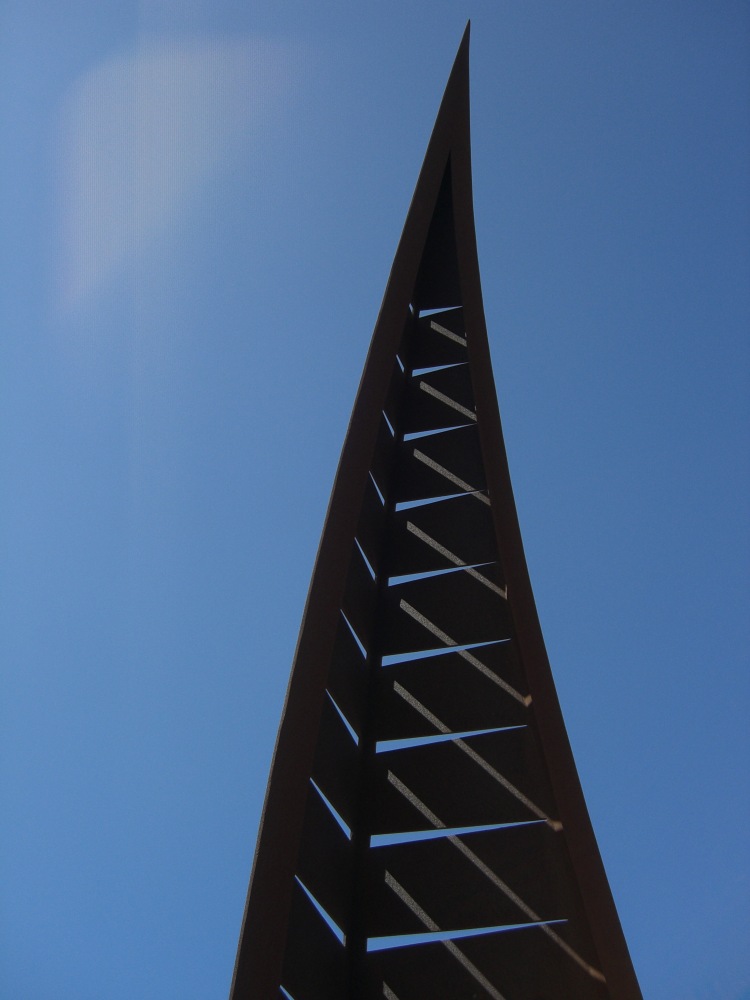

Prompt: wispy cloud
[{"left": 58, "top": 35, "right": 298, "bottom": 309}]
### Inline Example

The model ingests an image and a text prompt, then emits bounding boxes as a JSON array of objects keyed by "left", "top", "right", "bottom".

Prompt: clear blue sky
[{"left": 1, "top": 2, "right": 748, "bottom": 998}]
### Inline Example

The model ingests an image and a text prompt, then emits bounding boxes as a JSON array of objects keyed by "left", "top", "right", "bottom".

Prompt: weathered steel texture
[{"left": 229, "top": 23, "right": 641, "bottom": 999}]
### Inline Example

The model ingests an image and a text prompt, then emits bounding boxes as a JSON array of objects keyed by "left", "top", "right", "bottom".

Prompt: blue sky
[{"left": 1, "top": 2, "right": 748, "bottom": 998}]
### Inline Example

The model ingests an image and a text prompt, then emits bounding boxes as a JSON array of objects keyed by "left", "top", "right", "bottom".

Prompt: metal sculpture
[{"left": 229, "top": 24, "right": 641, "bottom": 1000}]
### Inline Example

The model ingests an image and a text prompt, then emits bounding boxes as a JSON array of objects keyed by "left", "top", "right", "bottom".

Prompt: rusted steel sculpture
[{"left": 229, "top": 25, "right": 641, "bottom": 1000}]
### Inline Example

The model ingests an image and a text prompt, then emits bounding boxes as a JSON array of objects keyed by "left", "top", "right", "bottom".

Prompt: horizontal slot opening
[
  {"left": 403, "top": 424, "right": 471, "bottom": 441},
  {"left": 412, "top": 362, "right": 462, "bottom": 376},
  {"left": 413, "top": 361, "right": 467, "bottom": 377},
  {"left": 367, "top": 919, "right": 566, "bottom": 952},
  {"left": 395, "top": 491, "right": 481, "bottom": 512},
  {"left": 375, "top": 725, "right": 523, "bottom": 754},
  {"left": 370, "top": 819, "right": 543, "bottom": 848},
  {"left": 418, "top": 306, "right": 450, "bottom": 317},
  {"left": 381, "top": 639, "right": 503, "bottom": 668},
  {"left": 388, "top": 561, "right": 494, "bottom": 587},
  {"left": 382, "top": 409, "right": 396, "bottom": 437}
]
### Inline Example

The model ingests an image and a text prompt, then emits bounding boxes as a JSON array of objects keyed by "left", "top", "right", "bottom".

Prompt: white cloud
[{"left": 58, "top": 35, "right": 298, "bottom": 309}]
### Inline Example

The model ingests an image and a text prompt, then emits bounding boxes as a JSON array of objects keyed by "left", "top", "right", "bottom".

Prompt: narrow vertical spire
[{"left": 229, "top": 27, "right": 641, "bottom": 999}]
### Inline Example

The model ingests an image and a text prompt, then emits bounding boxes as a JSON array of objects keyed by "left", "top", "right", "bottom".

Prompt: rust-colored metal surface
[{"left": 229, "top": 24, "right": 642, "bottom": 1000}]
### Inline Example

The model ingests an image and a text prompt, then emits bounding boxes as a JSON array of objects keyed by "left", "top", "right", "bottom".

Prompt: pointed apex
[
  {"left": 393, "top": 23, "right": 472, "bottom": 313},
  {"left": 449, "top": 21, "right": 470, "bottom": 89},
  {"left": 428, "top": 23, "right": 471, "bottom": 152}
]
